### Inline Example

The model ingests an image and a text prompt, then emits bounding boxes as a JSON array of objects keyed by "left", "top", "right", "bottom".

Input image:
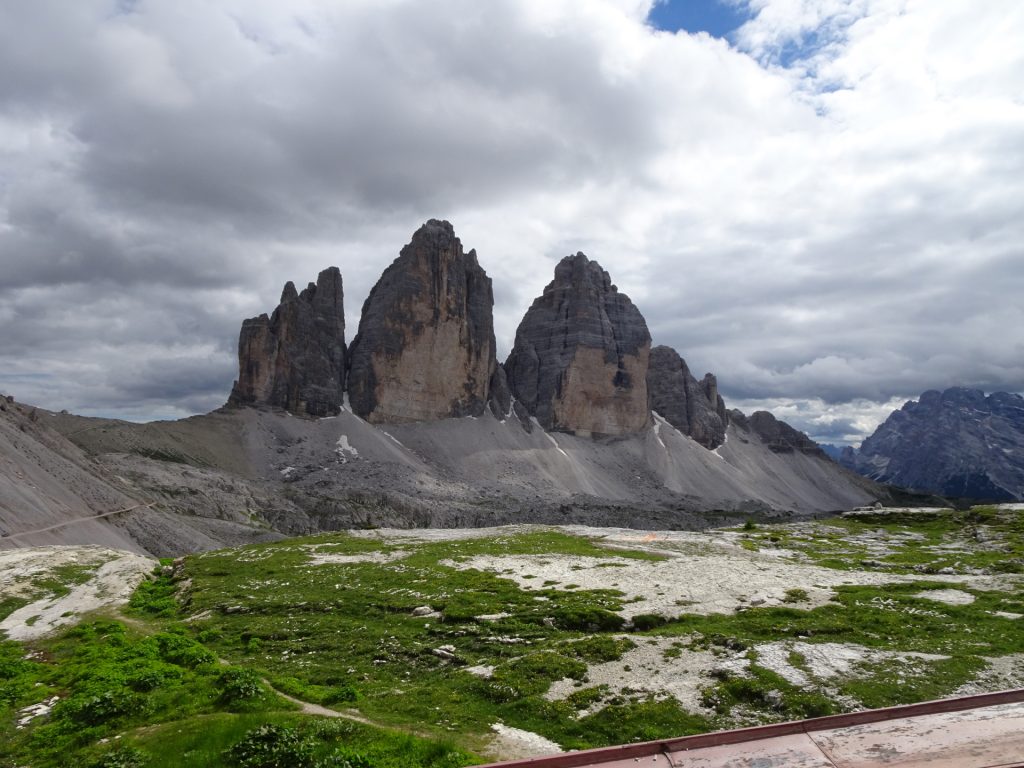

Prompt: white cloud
[{"left": 0, "top": 0, "right": 1021, "bottom": 437}]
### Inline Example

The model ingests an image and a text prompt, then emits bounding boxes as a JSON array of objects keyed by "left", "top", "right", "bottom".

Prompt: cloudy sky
[{"left": 1, "top": 0, "right": 1022, "bottom": 446}]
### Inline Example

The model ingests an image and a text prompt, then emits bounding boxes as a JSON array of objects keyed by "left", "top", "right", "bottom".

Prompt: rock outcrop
[
  {"left": 731, "top": 410, "right": 824, "bottom": 456},
  {"left": 346, "top": 220, "right": 496, "bottom": 423},
  {"left": 840, "top": 387, "right": 1024, "bottom": 500},
  {"left": 647, "top": 345, "right": 729, "bottom": 449},
  {"left": 505, "top": 253, "right": 651, "bottom": 437},
  {"left": 229, "top": 267, "right": 346, "bottom": 417}
]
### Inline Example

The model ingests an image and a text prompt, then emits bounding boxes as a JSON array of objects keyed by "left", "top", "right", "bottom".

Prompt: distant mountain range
[{"left": 838, "top": 387, "right": 1024, "bottom": 501}]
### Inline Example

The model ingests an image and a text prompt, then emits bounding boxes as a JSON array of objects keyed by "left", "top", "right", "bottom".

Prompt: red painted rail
[{"left": 478, "top": 688, "right": 1024, "bottom": 768}]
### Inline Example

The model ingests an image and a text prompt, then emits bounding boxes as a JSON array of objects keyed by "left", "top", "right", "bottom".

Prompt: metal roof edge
[{"left": 477, "top": 688, "right": 1024, "bottom": 768}]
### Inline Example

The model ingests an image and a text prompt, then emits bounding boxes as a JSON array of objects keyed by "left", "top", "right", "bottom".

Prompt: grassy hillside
[{"left": 2, "top": 507, "right": 1022, "bottom": 766}]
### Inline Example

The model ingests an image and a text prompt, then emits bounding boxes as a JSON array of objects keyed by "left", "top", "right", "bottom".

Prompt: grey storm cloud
[{"left": 1, "top": 0, "right": 1023, "bottom": 440}]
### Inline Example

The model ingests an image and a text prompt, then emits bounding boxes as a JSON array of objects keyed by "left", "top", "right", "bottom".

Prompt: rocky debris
[
  {"left": 647, "top": 345, "right": 729, "bottom": 449},
  {"left": 841, "top": 388, "right": 1024, "bottom": 501},
  {"left": 505, "top": 253, "right": 651, "bottom": 437},
  {"left": 433, "top": 644, "right": 458, "bottom": 661},
  {"left": 229, "top": 267, "right": 346, "bottom": 417},
  {"left": 347, "top": 220, "right": 497, "bottom": 423},
  {"left": 731, "top": 410, "right": 824, "bottom": 456}
]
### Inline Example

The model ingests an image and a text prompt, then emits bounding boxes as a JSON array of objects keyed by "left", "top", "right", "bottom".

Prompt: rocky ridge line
[
  {"left": 840, "top": 387, "right": 1024, "bottom": 500},
  {"left": 229, "top": 267, "right": 346, "bottom": 417}
]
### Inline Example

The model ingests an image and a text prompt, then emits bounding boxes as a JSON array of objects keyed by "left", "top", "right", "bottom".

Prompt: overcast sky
[{"left": 1, "top": 0, "right": 1022, "bottom": 446}]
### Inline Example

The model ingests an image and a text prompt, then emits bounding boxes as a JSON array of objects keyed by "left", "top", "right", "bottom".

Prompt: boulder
[
  {"left": 647, "top": 345, "right": 729, "bottom": 449},
  {"left": 505, "top": 253, "right": 651, "bottom": 436},
  {"left": 347, "top": 220, "right": 496, "bottom": 423},
  {"left": 229, "top": 267, "right": 345, "bottom": 417}
]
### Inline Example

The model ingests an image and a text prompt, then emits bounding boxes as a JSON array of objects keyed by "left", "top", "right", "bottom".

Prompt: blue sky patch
[{"left": 647, "top": 0, "right": 751, "bottom": 39}]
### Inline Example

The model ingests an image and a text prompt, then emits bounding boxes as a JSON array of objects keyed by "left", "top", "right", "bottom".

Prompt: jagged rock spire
[
  {"left": 346, "top": 219, "right": 497, "bottom": 423},
  {"left": 505, "top": 253, "right": 652, "bottom": 437},
  {"left": 647, "top": 345, "right": 729, "bottom": 449},
  {"left": 229, "top": 267, "right": 346, "bottom": 417}
]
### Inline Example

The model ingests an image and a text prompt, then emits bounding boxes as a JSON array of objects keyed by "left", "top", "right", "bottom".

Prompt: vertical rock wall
[
  {"left": 505, "top": 253, "right": 652, "bottom": 437},
  {"left": 229, "top": 267, "right": 346, "bottom": 417},
  {"left": 647, "top": 345, "right": 729, "bottom": 449},
  {"left": 346, "top": 220, "right": 496, "bottom": 423}
]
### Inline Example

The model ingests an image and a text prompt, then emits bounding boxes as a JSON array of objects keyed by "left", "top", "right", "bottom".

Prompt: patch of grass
[
  {"left": 837, "top": 655, "right": 985, "bottom": 709},
  {"left": 0, "top": 596, "right": 30, "bottom": 622},
  {"left": 174, "top": 531, "right": 700, "bottom": 750},
  {"left": 128, "top": 570, "right": 180, "bottom": 618},
  {"left": 29, "top": 562, "right": 104, "bottom": 600},
  {"left": 10, "top": 515, "right": 1014, "bottom": 763},
  {"left": 559, "top": 636, "right": 635, "bottom": 663},
  {"left": 701, "top": 665, "right": 836, "bottom": 721},
  {"left": 0, "top": 620, "right": 296, "bottom": 767},
  {"left": 664, "top": 582, "right": 1024, "bottom": 656},
  {"left": 515, "top": 697, "right": 713, "bottom": 749}
]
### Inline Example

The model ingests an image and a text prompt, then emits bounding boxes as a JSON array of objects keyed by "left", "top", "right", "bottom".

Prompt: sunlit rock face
[
  {"left": 505, "top": 253, "right": 651, "bottom": 437},
  {"left": 346, "top": 219, "right": 496, "bottom": 424},
  {"left": 229, "top": 267, "right": 346, "bottom": 417}
]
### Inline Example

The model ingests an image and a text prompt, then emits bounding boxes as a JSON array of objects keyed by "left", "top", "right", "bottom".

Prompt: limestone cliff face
[
  {"left": 505, "top": 253, "right": 651, "bottom": 437},
  {"left": 647, "top": 345, "right": 729, "bottom": 449},
  {"left": 346, "top": 220, "right": 496, "bottom": 423},
  {"left": 229, "top": 267, "right": 346, "bottom": 417}
]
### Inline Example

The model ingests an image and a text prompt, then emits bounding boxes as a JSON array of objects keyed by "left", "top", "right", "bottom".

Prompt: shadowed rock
[
  {"left": 647, "top": 345, "right": 729, "bottom": 449},
  {"left": 229, "top": 267, "right": 346, "bottom": 417},
  {"left": 346, "top": 220, "right": 496, "bottom": 423},
  {"left": 841, "top": 387, "right": 1024, "bottom": 500},
  {"left": 505, "top": 253, "right": 651, "bottom": 437}
]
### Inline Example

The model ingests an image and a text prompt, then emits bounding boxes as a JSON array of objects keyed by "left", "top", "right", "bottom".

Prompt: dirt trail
[
  {"left": 1, "top": 503, "right": 155, "bottom": 541},
  {"left": 267, "top": 686, "right": 375, "bottom": 724}
]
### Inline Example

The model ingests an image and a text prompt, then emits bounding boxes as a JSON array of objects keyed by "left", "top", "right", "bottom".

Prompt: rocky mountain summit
[
  {"left": 229, "top": 267, "right": 346, "bottom": 417},
  {"left": 347, "top": 220, "right": 497, "bottom": 423},
  {"left": 0, "top": 220, "right": 886, "bottom": 556},
  {"left": 840, "top": 387, "right": 1024, "bottom": 500},
  {"left": 505, "top": 253, "right": 652, "bottom": 437},
  {"left": 647, "top": 345, "right": 729, "bottom": 449}
]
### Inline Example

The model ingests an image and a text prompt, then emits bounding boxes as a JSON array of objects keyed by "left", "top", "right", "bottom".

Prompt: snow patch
[
  {"left": 335, "top": 435, "right": 358, "bottom": 458},
  {"left": 379, "top": 430, "right": 405, "bottom": 447},
  {"left": 535, "top": 421, "right": 569, "bottom": 458},
  {"left": 651, "top": 412, "right": 668, "bottom": 449}
]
